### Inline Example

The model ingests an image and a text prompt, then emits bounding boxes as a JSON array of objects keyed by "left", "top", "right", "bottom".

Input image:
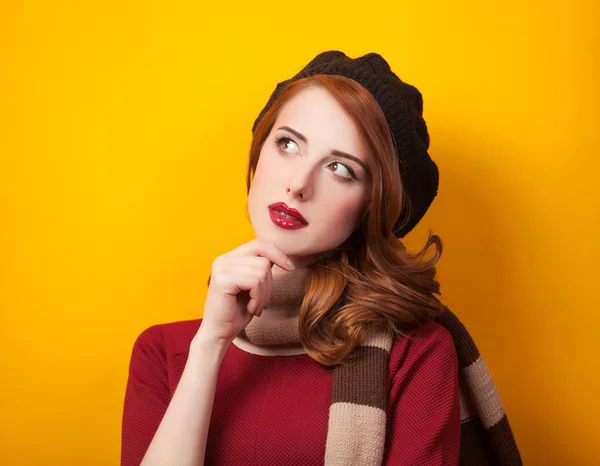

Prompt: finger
[
  {"left": 226, "top": 238, "right": 295, "bottom": 271},
  {"left": 217, "top": 257, "right": 272, "bottom": 301},
  {"left": 217, "top": 264, "right": 270, "bottom": 314},
  {"left": 219, "top": 255, "right": 272, "bottom": 271},
  {"left": 246, "top": 270, "right": 269, "bottom": 313},
  {"left": 215, "top": 265, "right": 267, "bottom": 299},
  {"left": 250, "top": 264, "right": 272, "bottom": 316}
]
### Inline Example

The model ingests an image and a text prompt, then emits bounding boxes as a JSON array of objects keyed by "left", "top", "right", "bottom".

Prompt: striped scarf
[{"left": 237, "top": 267, "right": 523, "bottom": 465}]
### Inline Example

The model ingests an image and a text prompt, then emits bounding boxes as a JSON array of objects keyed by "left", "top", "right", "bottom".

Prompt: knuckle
[
  {"left": 212, "top": 273, "right": 227, "bottom": 288},
  {"left": 252, "top": 276, "right": 262, "bottom": 288},
  {"left": 212, "top": 255, "right": 224, "bottom": 270},
  {"left": 260, "top": 257, "right": 271, "bottom": 271}
]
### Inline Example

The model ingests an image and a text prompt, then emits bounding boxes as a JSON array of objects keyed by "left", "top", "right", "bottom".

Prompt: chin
[{"left": 254, "top": 227, "right": 306, "bottom": 256}]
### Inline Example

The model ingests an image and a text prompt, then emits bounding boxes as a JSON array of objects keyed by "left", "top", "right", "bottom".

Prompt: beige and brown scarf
[{"left": 234, "top": 267, "right": 523, "bottom": 465}]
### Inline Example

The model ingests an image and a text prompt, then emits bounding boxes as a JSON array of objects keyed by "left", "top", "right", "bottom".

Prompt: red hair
[{"left": 247, "top": 75, "right": 444, "bottom": 366}]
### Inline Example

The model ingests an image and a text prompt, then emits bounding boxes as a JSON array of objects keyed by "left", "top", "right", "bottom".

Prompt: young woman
[{"left": 121, "top": 51, "right": 521, "bottom": 466}]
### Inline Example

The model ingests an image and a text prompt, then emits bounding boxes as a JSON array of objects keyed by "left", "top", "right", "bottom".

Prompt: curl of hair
[{"left": 247, "top": 74, "right": 444, "bottom": 367}]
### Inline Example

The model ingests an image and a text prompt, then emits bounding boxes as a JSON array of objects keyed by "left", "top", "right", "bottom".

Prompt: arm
[
  {"left": 121, "top": 325, "right": 229, "bottom": 466},
  {"left": 384, "top": 323, "right": 461, "bottom": 465}
]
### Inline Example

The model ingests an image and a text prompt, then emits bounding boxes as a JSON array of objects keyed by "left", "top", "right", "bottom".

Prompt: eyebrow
[{"left": 276, "top": 125, "right": 370, "bottom": 174}]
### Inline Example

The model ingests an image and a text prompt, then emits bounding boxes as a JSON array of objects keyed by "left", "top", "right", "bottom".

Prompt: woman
[{"left": 121, "top": 51, "right": 521, "bottom": 466}]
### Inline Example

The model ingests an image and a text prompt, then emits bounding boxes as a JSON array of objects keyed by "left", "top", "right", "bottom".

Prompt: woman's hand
[{"left": 196, "top": 238, "right": 295, "bottom": 347}]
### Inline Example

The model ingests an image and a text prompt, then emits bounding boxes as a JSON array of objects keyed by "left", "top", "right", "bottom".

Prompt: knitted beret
[{"left": 252, "top": 50, "right": 439, "bottom": 239}]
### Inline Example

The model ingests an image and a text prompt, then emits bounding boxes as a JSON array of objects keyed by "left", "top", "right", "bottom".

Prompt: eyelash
[{"left": 273, "top": 135, "right": 358, "bottom": 181}]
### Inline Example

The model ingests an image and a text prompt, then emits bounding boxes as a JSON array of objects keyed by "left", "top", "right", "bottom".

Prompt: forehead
[{"left": 274, "top": 86, "right": 370, "bottom": 164}]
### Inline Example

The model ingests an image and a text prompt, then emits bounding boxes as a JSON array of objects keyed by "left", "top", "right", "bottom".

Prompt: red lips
[{"left": 268, "top": 202, "right": 308, "bottom": 225}]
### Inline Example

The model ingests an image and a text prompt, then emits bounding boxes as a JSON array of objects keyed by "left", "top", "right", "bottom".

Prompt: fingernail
[{"left": 287, "top": 259, "right": 296, "bottom": 270}]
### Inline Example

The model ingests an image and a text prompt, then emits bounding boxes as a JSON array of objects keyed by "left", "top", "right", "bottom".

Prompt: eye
[
  {"left": 328, "top": 161, "right": 357, "bottom": 180},
  {"left": 274, "top": 135, "right": 300, "bottom": 155},
  {"left": 274, "top": 133, "right": 359, "bottom": 181}
]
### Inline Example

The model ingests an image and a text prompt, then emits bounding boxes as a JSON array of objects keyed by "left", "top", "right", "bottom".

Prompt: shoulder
[
  {"left": 125, "top": 320, "right": 204, "bottom": 404},
  {"left": 131, "top": 318, "right": 203, "bottom": 357},
  {"left": 404, "top": 320, "right": 453, "bottom": 346},
  {"left": 388, "top": 320, "right": 457, "bottom": 381},
  {"left": 391, "top": 320, "right": 454, "bottom": 352}
]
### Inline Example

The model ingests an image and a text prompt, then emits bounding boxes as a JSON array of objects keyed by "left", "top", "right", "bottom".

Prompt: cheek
[
  {"left": 250, "top": 151, "right": 271, "bottom": 191},
  {"left": 248, "top": 149, "right": 280, "bottom": 209},
  {"left": 253, "top": 148, "right": 281, "bottom": 183},
  {"left": 324, "top": 195, "right": 366, "bottom": 227}
]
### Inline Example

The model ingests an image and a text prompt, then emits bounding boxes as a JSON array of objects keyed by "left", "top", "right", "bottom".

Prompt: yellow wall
[{"left": 1, "top": 1, "right": 598, "bottom": 464}]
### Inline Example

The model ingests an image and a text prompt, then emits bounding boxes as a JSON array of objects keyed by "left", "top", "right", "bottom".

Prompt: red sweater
[{"left": 121, "top": 319, "right": 461, "bottom": 465}]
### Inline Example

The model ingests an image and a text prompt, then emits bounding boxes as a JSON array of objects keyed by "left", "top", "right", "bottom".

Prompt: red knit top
[{"left": 121, "top": 319, "right": 461, "bottom": 465}]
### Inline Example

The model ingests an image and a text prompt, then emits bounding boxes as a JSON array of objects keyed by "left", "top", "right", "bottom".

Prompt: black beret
[{"left": 252, "top": 50, "right": 439, "bottom": 238}]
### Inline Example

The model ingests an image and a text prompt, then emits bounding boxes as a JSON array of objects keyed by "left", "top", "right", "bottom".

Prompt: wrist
[{"left": 190, "top": 329, "right": 230, "bottom": 359}]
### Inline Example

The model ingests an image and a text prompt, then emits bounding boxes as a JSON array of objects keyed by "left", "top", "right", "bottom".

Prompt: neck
[{"left": 270, "top": 247, "right": 337, "bottom": 278}]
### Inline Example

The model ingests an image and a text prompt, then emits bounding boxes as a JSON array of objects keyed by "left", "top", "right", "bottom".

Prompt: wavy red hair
[{"left": 247, "top": 74, "right": 445, "bottom": 366}]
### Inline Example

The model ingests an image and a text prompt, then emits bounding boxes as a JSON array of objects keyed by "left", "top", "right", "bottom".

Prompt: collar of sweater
[{"left": 232, "top": 266, "right": 310, "bottom": 356}]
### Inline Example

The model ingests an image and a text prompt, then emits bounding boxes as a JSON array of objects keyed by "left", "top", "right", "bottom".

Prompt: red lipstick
[{"left": 268, "top": 202, "right": 308, "bottom": 230}]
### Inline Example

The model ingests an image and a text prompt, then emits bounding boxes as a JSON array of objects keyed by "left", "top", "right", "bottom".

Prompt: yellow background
[{"left": 1, "top": 1, "right": 598, "bottom": 464}]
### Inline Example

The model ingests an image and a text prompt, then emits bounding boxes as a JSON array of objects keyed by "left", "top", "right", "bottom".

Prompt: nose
[
  {"left": 287, "top": 186, "right": 304, "bottom": 199},
  {"left": 286, "top": 163, "right": 314, "bottom": 200}
]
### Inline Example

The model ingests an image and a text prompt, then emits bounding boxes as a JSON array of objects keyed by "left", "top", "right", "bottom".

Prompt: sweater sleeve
[
  {"left": 121, "top": 325, "right": 171, "bottom": 466},
  {"left": 384, "top": 323, "right": 461, "bottom": 465}
]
